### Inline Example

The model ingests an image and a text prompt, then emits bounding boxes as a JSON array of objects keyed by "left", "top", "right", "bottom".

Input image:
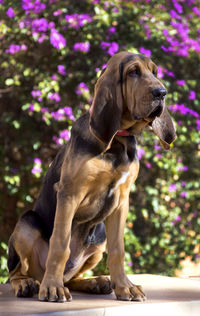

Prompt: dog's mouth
[
  {"left": 148, "top": 104, "right": 163, "bottom": 119},
  {"left": 144, "top": 103, "right": 164, "bottom": 123}
]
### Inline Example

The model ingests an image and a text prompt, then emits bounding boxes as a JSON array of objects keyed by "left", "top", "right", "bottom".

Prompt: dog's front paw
[
  {"left": 39, "top": 280, "right": 72, "bottom": 302},
  {"left": 115, "top": 284, "right": 146, "bottom": 301},
  {"left": 112, "top": 275, "right": 146, "bottom": 302}
]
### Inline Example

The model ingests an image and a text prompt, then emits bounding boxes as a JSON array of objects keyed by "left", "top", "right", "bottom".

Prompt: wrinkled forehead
[{"left": 107, "top": 52, "right": 156, "bottom": 72}]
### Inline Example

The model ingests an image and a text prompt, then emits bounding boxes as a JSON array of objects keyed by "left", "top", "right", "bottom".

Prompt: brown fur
[{"left": 8, "top": 52, "right": 176, "bottom": 302}]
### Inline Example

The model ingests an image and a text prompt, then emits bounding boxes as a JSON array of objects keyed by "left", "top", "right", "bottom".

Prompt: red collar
[{"left": 116, "top": 129, "right": 130, "bottom": 136}]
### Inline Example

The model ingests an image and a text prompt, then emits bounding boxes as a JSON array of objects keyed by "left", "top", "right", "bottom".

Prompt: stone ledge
[{"left": 0, "top": 274, "right": 200, "bottom": 316}]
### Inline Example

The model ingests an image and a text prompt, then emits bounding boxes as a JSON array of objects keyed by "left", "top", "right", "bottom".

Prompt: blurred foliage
[
  {"left": 0, "top": 242, "right": 8, "bottom": 283},
  {"left": 0, "top": 0, "right": 200, "bottom": 282}
]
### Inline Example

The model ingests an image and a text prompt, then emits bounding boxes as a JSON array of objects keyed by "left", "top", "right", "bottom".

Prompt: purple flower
[
  {"left": 139, "top": 47, "right": 151, "bottom": 58},
  {"left": 64, "top": 107, "right": 75, "bottom": 120},
  {"left": 156, "top": 153, "right": 162, "bottom": 158},
  {"left": 59, "top": 129, "right": 70, "bottom": 141},
  {"left": 180, "top": 192, "right": 187, "bottom": 198},
  {"left": 193, "top": 211, "right": 198, "bottom": 218},
  {"left": 53, "top": 9, "right": 62, "bottom": 16},
  {"left": 73, "top": 42, "right": 90, "bottom": 53},
  {"left": 58, "top": 65, "right": 66, "bottom": 75},
  {"left": 28, "top": 104, "right": 34, "bottom": 112},
  {"left": 76, "top": 82, "right": 89, "bottom": 95},
  {"left": 53, "top": 129, "right": 70, "bottom": 145},
  {"left": 6, "top": 8, "right": 16, "bottom": 18},
  {"left": 196, "top": 120, "right": 200, "bottom": 130},
  {"left": 144, "top": 24, "right": 151, "bottom": 39},
  {"left": 48, "top": 92, "right": 61, "bottom": 102},
  {"left": 169, "top": 104, "right": 199, "bottom": 119},
  {"left": 163, "top": 29, "right": 169, "bottom": 37},
  {"left": 137, "top": 148, "right": 145, "bottom": 160},
  {"left": 21, "top": 44, "right": 27, "bottom": 51},
  {"left": 31, "top": 90, "right": 42, "bottom": 98},
  {"left": 188, "top": 90, "right": 196, "bottom": 100},
  {"left": 22, "top": 0, "right": 46, "bottom": 14},
  {"left": 108, "top": 27, "right": 116, "bottom": 34},
  {"left": 170, "top": 9, "right": 181, "bottom": 19},
  {"left": 50, "top": 28, "right": 66, "bottom": 50},
  {"left": 34, "top": 158, "right": 42, "bottom": 165},
  {"left": 51, "top": 107, "right": 74, "bottom": 121},
  {"left": 100, "top": 41, "right": 119, "bottom": 56},
  {"left": 164, "top": 69, "right": 175, "bottom": 78},
  {"left": 146, "top": 163, "right": 151, "bottom": 168},
  {"left": 154, "top": 144, "right": 161, "bottom": 150},
  {"left": 5, "top": 44, "right": 21, "bottom": 54},
  {"left": 161, "top": 45, "right": 168, "bottom": 52},
  {"left": 193, "top": 6, "right": 200, "bottom": 17},
  {"left": 172, "top": 0, "right": 183, "bottom": 14},
  {"left": 32, "top": 18, "right": 49, "bottom": 32},
  {"left": 108, "top": 42, "right": 119, "bottom": 56},
  {"left": 101, "top": 41, "right": 110, "bottom": 50},
  {"left": 113, "top": 8, "right": 119, "bottom": 13},
  {"left": 41, "top": 107, "right": 48, "bottom": 113},
  {"left": 65, "top": 14, "right": 92, "bottom": 29},
  {"left": 51, "top": 74, "right": 57, "bottom": 80},
  {"left": 169, "top": 184, "right": 176, "bottom": 192},
  {"left": 32, "top": 157, "right": 42, "bottom": 175},
  {"left": 175, "top": 215, "right": 181, "bottom": 222},
  {"left": 32, "top": 166, "right": 42, "bottom": 174},
  {"left": 37, "top": 34, "right": 47, "bottom": 43},
  {"left": 51, "top": 109, "right": 65, "bottom": 121},
  {"left": 176, "top": 80, "right": 185, "bottom": 86}
]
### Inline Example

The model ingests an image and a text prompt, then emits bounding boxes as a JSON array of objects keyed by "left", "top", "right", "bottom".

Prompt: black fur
[{"left": 7, "top": 238, "right": 19, "bottom": 272}]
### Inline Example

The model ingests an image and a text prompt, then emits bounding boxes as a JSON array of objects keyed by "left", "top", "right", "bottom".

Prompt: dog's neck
[
  {"left": 71, "top": 112, "right": 137, "bottom": 164},
  {"left": 116, "top": 129, "right": 131, "bottom": 137}
]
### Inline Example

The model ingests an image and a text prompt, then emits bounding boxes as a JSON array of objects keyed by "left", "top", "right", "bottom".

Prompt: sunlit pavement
[{"left": 1, "top": 274, "right": 200, "bottom": 316}]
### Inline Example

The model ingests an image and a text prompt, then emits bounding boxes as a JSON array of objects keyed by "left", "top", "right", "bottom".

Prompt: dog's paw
[
  {"left": 115, "top": 284, "right": 146, "bottom": 302},
  {"left": 80, "top": 276, "right": 112, "bottom": 294},
  {"left": 13, "top": 278, "right": 40, "bottom": 297},
  {"left": 39, "top": 282, "right": 72, "bottom": 302},
  {"left": 93, "top": 276, "right": 113, "bottom": 294}
]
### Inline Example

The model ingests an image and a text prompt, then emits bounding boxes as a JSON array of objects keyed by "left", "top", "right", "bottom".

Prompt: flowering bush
[{"left": 0, "top": 0, "right": 200, "bottom": 282}]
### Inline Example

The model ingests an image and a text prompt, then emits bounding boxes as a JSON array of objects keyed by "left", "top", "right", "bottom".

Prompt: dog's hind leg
[
  {"left": 66, "top": 243, "right": 112, "bottom": 295},
  {"left": 8, "top": 211, "right": 48, "bottom": 297}
]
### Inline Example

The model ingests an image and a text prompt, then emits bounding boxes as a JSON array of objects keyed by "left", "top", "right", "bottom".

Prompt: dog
[{"left": 8, "top": 51, "right": 176, "bottom": 302}]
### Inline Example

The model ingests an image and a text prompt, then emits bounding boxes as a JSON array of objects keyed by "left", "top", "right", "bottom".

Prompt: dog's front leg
[
  {"left": 39, "top": 193, "right": 78, "bottom": 302},
  {"left": 105, "top": 200, "right": 146, "bottom": 301}
]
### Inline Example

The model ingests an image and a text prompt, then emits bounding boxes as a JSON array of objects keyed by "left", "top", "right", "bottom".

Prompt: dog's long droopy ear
[
  {"left": 151, "top": 105, "right": 176, "bottom": 150},
  {"left": 89, "top": 70, "right": 123, "bottom": 145}
]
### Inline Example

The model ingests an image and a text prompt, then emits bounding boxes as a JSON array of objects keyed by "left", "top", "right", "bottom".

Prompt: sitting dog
[{"left": 8, "top": 51, "right": 176, "bottom": 302}]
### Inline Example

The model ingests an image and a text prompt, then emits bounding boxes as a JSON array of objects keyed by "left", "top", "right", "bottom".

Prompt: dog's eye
[
  {"left": 128, "top": 68, "right": 140, "bottom": 77},
  {"left": 152, "top": 70, "right": 157, "bottom": 77}
]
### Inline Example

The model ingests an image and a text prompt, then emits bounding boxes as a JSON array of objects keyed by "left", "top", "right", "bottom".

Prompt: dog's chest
[{"left": 74, "top": 157, "right": 139, "bottom": 224}]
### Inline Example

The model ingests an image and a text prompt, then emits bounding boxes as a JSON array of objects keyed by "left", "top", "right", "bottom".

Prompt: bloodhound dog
[{"left": 8, "top": 51, "right": 176, "bottom": 302}]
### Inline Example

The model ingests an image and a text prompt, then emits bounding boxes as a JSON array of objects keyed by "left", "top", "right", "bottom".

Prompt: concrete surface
[{"left": 0, "top": 274, "right": 200, "bottom": 316}]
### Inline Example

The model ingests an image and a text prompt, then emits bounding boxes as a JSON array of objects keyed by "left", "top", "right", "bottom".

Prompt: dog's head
[{"left": 90, "top": 51, "right": 176, "bottom": 150}]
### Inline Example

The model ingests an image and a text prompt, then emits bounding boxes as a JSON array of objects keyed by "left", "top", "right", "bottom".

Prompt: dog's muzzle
[{"left": 148, "top": 104, "right": 163, "bottom": 119}]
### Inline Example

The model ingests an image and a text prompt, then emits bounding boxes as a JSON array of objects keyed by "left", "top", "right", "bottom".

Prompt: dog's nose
[{"left": 151, "top": 87, "right": 167, "bottom": 99}]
